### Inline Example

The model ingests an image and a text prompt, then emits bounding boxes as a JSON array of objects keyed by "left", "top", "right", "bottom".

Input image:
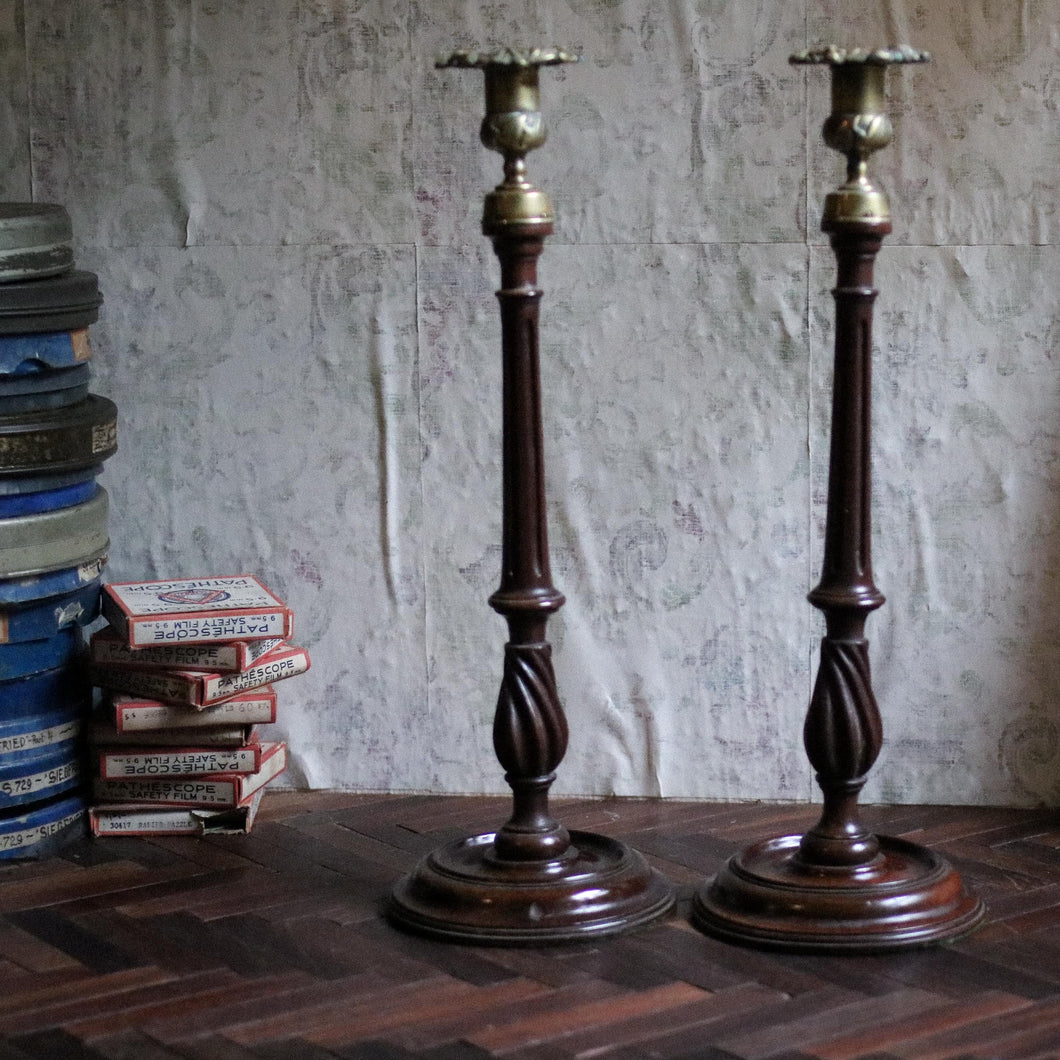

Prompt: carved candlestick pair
[{"left": 390, "top": 46, "right": 983, "bottom": 951}]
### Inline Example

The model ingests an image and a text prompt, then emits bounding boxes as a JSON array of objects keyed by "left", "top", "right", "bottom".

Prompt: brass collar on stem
[
  {"left": 791, "top": 45, "right": 930, "bottom": 226},
  {"left": 436, "top": 47, "right": 580, "bottom": 231}
]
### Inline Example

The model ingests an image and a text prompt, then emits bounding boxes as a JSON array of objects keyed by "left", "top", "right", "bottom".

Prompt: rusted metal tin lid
[
  {"left": 0, "top": 204, "right": 74, "bottom": 282},
  {"left": 0, "top": 394, "right": 117, "bottom": 475}
]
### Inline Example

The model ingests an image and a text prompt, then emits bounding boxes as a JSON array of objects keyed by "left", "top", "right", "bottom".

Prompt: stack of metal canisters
[{"left": 0, "top": 203, "right": 116, "bottom": 859}]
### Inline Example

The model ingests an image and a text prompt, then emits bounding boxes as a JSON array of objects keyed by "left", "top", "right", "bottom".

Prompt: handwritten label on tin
[{"left": 0, "top": 809, "right": 83, "bottom": 850}]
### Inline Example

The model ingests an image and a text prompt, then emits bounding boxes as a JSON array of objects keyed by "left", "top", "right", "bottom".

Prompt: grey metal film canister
[
  {"left": 0, "top": 204, "right": 73, "bottom": 283},
  {"left": 0, "top": 486, "right": 109, "bottom": 577}
]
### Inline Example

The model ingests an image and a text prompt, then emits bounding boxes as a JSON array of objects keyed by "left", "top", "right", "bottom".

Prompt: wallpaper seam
[
  {"left": 407, "top": 2, "right": 431, "bottom": 726},
  {"left": 413, "top": 240, "right": 431, "bottom": 724},
  {"left": 801, "top": 0, "right": 816, "bottom": 804},
  {"left": 803, "top": 243, "right": 815, "bottom": 805},
  {"left": 21, "top": 0, "right": 33, "bottom": 201}
]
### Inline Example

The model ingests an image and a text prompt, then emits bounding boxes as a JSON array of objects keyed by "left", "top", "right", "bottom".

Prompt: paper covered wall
[{"left": 3, "top": 0, "right": 1056, "bottom": 805}]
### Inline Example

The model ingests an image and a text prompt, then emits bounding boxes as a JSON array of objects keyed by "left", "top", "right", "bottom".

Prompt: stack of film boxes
[
  {"left": 87, "top": 576, "right": 307, "bottom": 837},
  {"left": 0, "top": 203, "right": 117, "bottom": 860}
]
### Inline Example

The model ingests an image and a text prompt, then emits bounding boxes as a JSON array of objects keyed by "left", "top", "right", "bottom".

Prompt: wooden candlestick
[
  {"left": 388, "top": 47, "right": 673, "bottom": 944},
  {"left": 692, "top": 47, "right": 985, "bottom": 951}
]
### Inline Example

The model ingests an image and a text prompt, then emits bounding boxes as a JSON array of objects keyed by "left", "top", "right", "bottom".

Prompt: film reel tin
[
  {"left": 0, "top": 363, "right": 91, "bottom": 414},
  {"left": 0, "top": 463, "right": 100, "bottom": 497},
  {"left": 0, "top": 384, "right": 91, "bottom": 416},
  {"left": 0, "top": 487, "right": 108, "bottom": 577},
  {"left": 0, "top": 743, "right": 83, "bottom": 812},
  {"left": 0, "top": 362, "right": 90, "bottom": 396},
  {"left": 0, "top": 626, "right": 83, "bottom": 682},
  {"left": 0, "top": 703, "right": 81, "bottom": 761},
  {"left": 0, "top": 204, "right": 73, "bottom": 283},
  {"left": 0, "top": 578, "right": 101, "bottom": 644},
  {"left": 0, "top": 480, "right": 98, "bottom": 518},
  {"left": 0, "top": 549, "right": 107, "bottom": 606},
  {"left": 0, "top": 270, "right": 102, "bottom": 335},
  {"left": 0, "top": 329, "right": 91, "bottom": 374},
  {"left": 0, "top": 791, "right": 86, "bottom": 860},
  {"left": 1, "top": 662, "right": 90, "bottom": 717},
  {"left": 0, "top": 394, "right": 117, "bottom": 475}
]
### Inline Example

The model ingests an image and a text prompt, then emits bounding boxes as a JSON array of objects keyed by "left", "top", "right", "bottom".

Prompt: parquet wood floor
[{"left": 2, "top": 793, "right": 1059, "bottom": 1059}]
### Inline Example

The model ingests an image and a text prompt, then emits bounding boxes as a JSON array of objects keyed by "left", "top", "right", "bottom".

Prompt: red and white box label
[
  {"left": 102, "top": 575, "right": 293, "bottom": 647},
  {"left": 91, "top": 627, "right": 283, "bottom": 673}
]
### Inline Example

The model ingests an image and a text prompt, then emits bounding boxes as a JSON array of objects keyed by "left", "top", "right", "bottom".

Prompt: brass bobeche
[
  {"left": 436, "top": 46, "right": 580, "bottom": 68},
  {"left": 436, "top": 47, "right": 580, "bottom": 231},
  {"left": 791, "top": 46, "right": 930, "bottom": 226}
]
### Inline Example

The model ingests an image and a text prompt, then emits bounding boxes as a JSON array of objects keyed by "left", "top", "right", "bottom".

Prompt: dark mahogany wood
[
  {"left": 801, "top": 217, "right": 890, "bottom": 871},
  {"left": 388, "top": 52, "right": 673, "bottom": 944},
  {"left": 488, "top": 221, "right": 570, "bottom": 866},
  {"left": 692, "top": 194, "right": 984, "bottom": 954},
  {"left": 388, "top": 218, "right": 673, "bottom": 943}
]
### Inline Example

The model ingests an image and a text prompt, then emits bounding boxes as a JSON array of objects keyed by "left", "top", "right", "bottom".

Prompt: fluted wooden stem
[
  {"left": 487, "top": 224, "right": 570, "bottom": 863},
  {"left": 799, "top": 219, "right": 891, "bottom": 867}
]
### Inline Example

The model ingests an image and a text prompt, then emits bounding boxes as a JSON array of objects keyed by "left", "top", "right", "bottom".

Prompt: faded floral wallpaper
[{"left": 3, "top": 1, "right": 1056, "bottom": 805}]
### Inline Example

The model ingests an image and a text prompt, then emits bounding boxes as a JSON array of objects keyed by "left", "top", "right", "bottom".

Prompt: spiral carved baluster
[
  {"left": 495, "top": 643, "right": 567, "bottom": 781},
  {"left": 388, "top": 48, "right": 673, "bottom": 944},
  {"left": 692, "top": 47, "right": 984, "bottom": 951},
  {"left": 800, "top": 639, "right": 883, "bottom": 865},
  {"left": 492, "top": 640, "right": 571, "bottom": 861}
]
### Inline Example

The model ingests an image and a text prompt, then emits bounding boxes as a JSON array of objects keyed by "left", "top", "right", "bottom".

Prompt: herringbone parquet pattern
[{"left": 2, "top": 793, "right": 1059, "bottom": 1058}]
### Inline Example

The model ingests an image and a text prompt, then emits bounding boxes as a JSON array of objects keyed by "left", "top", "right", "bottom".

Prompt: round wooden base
[
  {"left": 692, "top": 833, "right": 985, "bottom": 953},
  {"left": 388, "top": 829, "right": 674, "bottom": 945}
]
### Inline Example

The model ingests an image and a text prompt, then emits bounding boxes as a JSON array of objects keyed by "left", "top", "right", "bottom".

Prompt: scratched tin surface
[
  {"left": 0, "top": 792, "right": 86, "bottom": 859},
  {"left": 0, "top": 487, "right": 108, "bottom": 576},
  {"left": 0, "top": 552, "right": 107, "bottom": 605},
  {"left": 0, "top": 362, "right": 89, "bottom": 396},
  {"left": 0, "top": 204, "right": 73, "bottom": 283},
  {"left": 0, "top": 330, "right": 90, "bottom": 374},
  {"left": 0, "top": 394, "right": 117, "bottom": 475},
  {"left": 0, "top": 203, "right": 72, "bottom": 284},
  {"left": 0, "top": 626, "right": 83, "bottom": 681},
  {"left": 0, "top": 579, "right": 100, "bottom": 644}
]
